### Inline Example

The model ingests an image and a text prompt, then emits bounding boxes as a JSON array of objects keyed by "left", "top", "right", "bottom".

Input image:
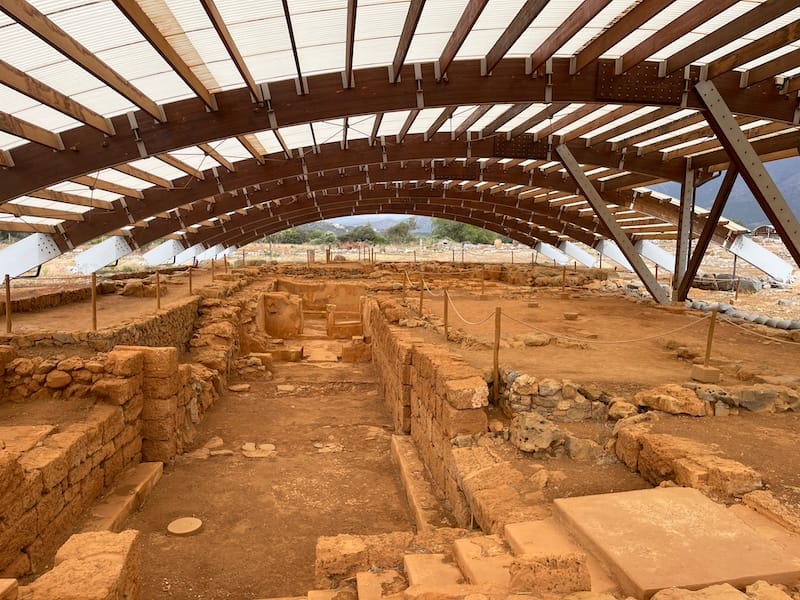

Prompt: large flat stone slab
[{"left": 554, "top": 487, "right": 800, "bottom": 600}]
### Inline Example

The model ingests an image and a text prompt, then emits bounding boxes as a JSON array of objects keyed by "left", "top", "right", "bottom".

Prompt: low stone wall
[
  {"left": 275, "top": 279, "right": 366, "bottom": 311},
  {"left": 364, "top": 297, "right": 491, "bottom": 529},
  {"left": 0, "top": 296, "right": 201, "bottom": 353},
  {"left": 16, "top": 529, "right": 140, "bottom": 599}
]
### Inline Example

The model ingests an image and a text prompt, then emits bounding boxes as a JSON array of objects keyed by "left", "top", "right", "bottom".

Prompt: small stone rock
[
  {"left": 529, "top": 469, "right": 549, "bottom": 490},
  {"left": 277, "top": 384, "right": 296, "bottom": 393},
  {"left": 209, "top": 449, "right": 234, "bottom": 457},
  {"left": 258, "top": 443, "right": 276, "bottom": 452},
  {"left": 634, "top": 384, "right": 706, "bottom": 416},
  {"left": 488, "top": 419, "right": 504, "bottom": 433},
  {"left": 241, "top": 442, "right": 256, "bottom": 452},
  {"left": 608, "top": 400, "right": 638, "bottom": 421},
  {"left": 510, "top": 413, "right": 562, "bottom": 453},
  {"left": 203, "top": 436, "right": 224, "bottom": 450},
  {"left": 523, "top": 333, "right": 551, "bottom": 347},
  {"left": 45, "top": 370, "right": 72, "bottom": 389},
  {"left": 566, "top": 436, "right": 602, "bottom": 462},
  {"left": 184, "top": 448, "right": 211, "bottom": 460},
  {"left": 228, "top": 383, "right": 251, "bottom": 392}
]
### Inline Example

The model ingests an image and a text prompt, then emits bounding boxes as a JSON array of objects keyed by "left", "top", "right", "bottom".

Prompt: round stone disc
[{"left": 167, "top": 517, "right": 203, "bottom": 536}]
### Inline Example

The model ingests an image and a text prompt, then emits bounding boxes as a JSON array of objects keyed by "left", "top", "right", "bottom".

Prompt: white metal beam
[
  {"left": 196, "top": 244, "right": 226, "bottom": 262},
  {"left": 0, "top": 233, "right": 61, "bottom": 278},
  {"left": 595, "top": 240, "right": 633, "bottom": 271},
  {"left": 143, "top": 239, "right": 185, "bottom": 266},
  {"left": 635, "top": 239, "right": 674, "bottom": 272},
  {"left": 73, "top": 236, "right": 132, "bottom": 274},
  {"left": 725, "top": 235, "right": 794, "bottom": 283},
  {"left": 175, "top": 243, "right": 205, "bottom": 265},
  {"left": 534, "top": 241, "right": 570, "bottom": 266},
  {"left": 558, "top": 241, "right": 595, "bottom": 267}
]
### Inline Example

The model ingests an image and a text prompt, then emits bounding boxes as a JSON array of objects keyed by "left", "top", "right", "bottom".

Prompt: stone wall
[
  {"left": 0, "top": 297, "right": 201, "bottom": 353},
  {"left": 363, "top": 297, "right": 490, "bottom": 529},
  {"left": 275, "top": 279, "right": 366, "bottom": 312}
]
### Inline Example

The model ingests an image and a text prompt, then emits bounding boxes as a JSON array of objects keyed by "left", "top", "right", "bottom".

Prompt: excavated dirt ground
[
  {"left": 125, "top": 337, "right": 413, "bottom": 600},
  {"left": 3, "top": 257, "right": 800, "bottom": 597}
]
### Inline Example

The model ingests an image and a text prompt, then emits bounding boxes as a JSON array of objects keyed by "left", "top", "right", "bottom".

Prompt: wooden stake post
[
  {"left": 704, "top": 309, "right": 718, "bottom": 367},
  {"left": 5, "top": 274, "right": 10, "bottom": 334},
  {"left": 155, "top": 271, "right": 161, "bottom": 310},
  {"left": 443, "top": 288, "right": 449, "bottom": 340},
  {"left": 419, "top": 279, "right": 424, "bottom": 316},
  {"left": 211, "top": 259, "right": 216, "bottom": 281},
  {"left": 91, "top": 273, "right": 97, "bottom": 331},
  {"left": 493, "top": 307, "right": 501, "bottom": 402}
]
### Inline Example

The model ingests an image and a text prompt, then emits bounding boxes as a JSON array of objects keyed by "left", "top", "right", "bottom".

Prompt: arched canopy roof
[{"left": 1, "top": 0, "right": 799, "bottom": 264}]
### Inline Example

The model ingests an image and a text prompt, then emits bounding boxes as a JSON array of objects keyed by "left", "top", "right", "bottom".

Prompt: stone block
[
  {"left": 103, "top": 451, "right": 124, "bottom": 487},
  {"left": 142, "top": 419, "right": 176, "bottom": 443},
  {"left": 91, "top": 378, "right": 140, "bottom": 406},
  {"left": 692, "top": 364, "right": 722, "bottom": 384},
  {"left": 142, "top": 438, "right": 177, "bottom": 464},
  {"left": 0, "top": 579, "right": 17, "bottom": 600},
  {"left": 439, "top": 403, "right": 488, "bottom": 438},
  {"left": 509, "top": 553, "right": 590, "bottom": 593},
  {"left": 444, "top": 376, "right": 489, "bottom": 409},
  {"left": 141, "top": 395, "right": 178, "bottom": 421},
  {"left": 634, "top": 384, "right": 706, "bottom": 416},
  {"left": 142, "top": 375, "right": 179, "bottom": 399},
  {"left": 122, "top": 394, "right": 143, "bottom": 423},
  {"left": 45, "top": 370, "right": 72, "bottom": 389},
  {"left": 47, "top": 430, "right": 87, "bottom": 470},
  {"left": 20, "top": 530, "right": 141, "bottom": 600},
  {"left": 0, "top": 346, "right": 16, "bottom": 371},
  {"left": 19, "top": 446, "right": 67, "bottom": 490},
  {"left": 103, "top": 350, "right": 144, "bottom": 377},
  {"left": 115, "top": 345, "right": 178, "bottom": 379}
]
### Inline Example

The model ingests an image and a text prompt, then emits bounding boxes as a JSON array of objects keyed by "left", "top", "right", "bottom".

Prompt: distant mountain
[
  {"left": 326, "top": 215, "right": 432, "bottom": 234},
  {"left": 652, "top": 157, "right": 800, "bottom": 230}
]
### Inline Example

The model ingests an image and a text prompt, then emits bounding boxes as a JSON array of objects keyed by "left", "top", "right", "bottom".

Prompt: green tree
[
  {"left": 384, "top": 218, "right": 417, "bottom": 244},
  {"left": 309, "top": 231, "right": 338, "bottom": 245},
  {"left": 430, "top": 219, "right": 496, "bottom": 244},
  {"left": 338, "top": 224, "right": 380, "bottom": 243}
]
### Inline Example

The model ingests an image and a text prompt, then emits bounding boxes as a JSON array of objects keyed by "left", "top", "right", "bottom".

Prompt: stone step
[
  {"left": 452, "top": 535, "right": 513, "bottom": 588},
  {"left": 727, "top": 504, "right": 800, "bottom": 558},
  {"left": 403, "top": 554, "right": 464, "bottom": 587},
  {"left": 356, "top": 570, "right": 404, "bottom": 600},
  {"left": 82, "top": 462, "right": 163, "bottom": 532},
  {"left": 504, "top": 518, "right": 618, "bottom": 594},
  {"left": 307, "top": 591, "right": 346, "bottom": 600},
  {"left": 402, "top": 583, "right": 501, "bottom": 600},
  {"left": 391, "top": 435, "right": 455, "bottom": 533},
  {"left": 0, "top": 579, "right": 17, "bottom": 600}
]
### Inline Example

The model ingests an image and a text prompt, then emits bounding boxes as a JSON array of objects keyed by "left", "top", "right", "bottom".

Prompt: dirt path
[{"left": 125, "top": 337, "right": 412, "bottom": 600}]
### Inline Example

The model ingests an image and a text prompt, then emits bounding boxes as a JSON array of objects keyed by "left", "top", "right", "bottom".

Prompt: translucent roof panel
[
  {"left": 345, "top": 115, "right": 375, "bottom": 141},
  {"left": 127, "top": 157, "right": 189, "bottom": 181},
  {"left": 457, "top": 0, "right": 530, "bottom": 59},
  {"left": 606, "top": 0, "right": 705, "bottom": 58}
]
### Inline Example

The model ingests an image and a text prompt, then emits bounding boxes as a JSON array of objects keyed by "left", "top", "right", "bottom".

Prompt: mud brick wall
[
  {"left": 0, "top": 296, "right": 201, "bottom": 353},
  {"left": 363, "top": 298, "right": 489, "bottom": 528}
]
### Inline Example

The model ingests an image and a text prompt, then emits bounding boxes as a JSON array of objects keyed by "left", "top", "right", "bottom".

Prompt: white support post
[
  {"left": 556, "top": 144, "right": 669, "bottom": 304},
  {"left": 674, "top": 161, "right": 694, "bottom": 294}
]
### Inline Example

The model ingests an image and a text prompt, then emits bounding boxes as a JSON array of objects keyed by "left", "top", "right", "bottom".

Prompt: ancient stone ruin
[{"left": 0, "top": 261, "right": 798, "bottom": 600}]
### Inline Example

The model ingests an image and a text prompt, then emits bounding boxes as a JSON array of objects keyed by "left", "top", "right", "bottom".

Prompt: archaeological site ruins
[{"left": 0, "top": 1, "right": 800, "bottom": 599}]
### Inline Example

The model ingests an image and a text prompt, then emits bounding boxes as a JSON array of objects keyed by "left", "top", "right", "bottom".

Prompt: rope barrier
[
  {"left": 500, "top": 311, "right": 713, "bottom": 345},
  {"left": 718, "top": 315, "right": 800, "bottom": 346},
  {"left": 446, "top": 293, "right": 495, "bottom": 326},
  {"left": 423, "top": 279, "right": 443, "bottom": 297}
]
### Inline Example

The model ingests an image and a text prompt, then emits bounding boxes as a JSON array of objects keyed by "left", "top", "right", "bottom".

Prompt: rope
[
  {"left": 446, "top": 293, "right": 495, "bottom": 326},
  {"left": 500, "top": 311, "right": 713, "bottom": 345},
  {"left": 719, "top": 315, "right": 800, "bottom": 346},
  {"left": 424, "top": 279, "right": 443, "bottom": 297}
]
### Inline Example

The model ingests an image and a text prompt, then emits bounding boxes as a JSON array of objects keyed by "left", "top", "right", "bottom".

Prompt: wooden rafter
[
  {"left": 509, "top": 103, "right": 568, "bottom": 138},
  {"left": 659, "top": 0, "right": 798, "bottom": 76},
  {"left": 369, "top": 113, "right": 383, "bottom": 145},
  {"left": 452, "top": 105, "right": 492, "bottom": 140},
  {"left": 199, "top": 0, "right": 261, "bottom": 101},
  {"left": 611, "top": 113, "right": 706, "bottom": 150},
  {"left": 0, "top": 111, "right": 64, "bottom": 150},
  {"left": 198, "top": 143, "right": 236, "bottom": 172},
  {"left": 706, "top": 19, "right": 800, "bottom": 80},
  {"left": 235, "top": 136, "right": 265, "bottom": 165},
  {"left": 617, "top": 0, "right": 738, "bottom": 75},
  {"left": 30, "top": 189, "right": 114, "bottom": 210},
  {"left": 484, "top": 0, "right": 549, "bottom": 75},
  {"left": 0, "top": 0, "right": 164, "bottom": 121},
  {"left": 438, "top": 0, "right": 489, "bottom": 78},
  {"left": 0, "top": 60, "right": 114, "bottom": 135},
  {"left": 156, "top": 154, "right": 207, "bottom": 179},
  {"left": 0, "top": 202, "right": 84, "bottom": 221},
  {"left": 0, "top": 150, "right": 13, "bottom": 168},
  {"left": 281, "top": 0, "right": 305, "bottom": 88},
  {"left": 559, "top": 105, "right": 639, "bottom": 143},
  {"left": 391, "top": 0, "right": 426, "bottom": 82},
  {"left": 112, "top": 0, "right": 216, "bottom": 111},
  {"left": 534, "top": 105, "right": 597, "bottom": 141},
  {"left": 425, "top": 107, "right": 457, "bottom": 140},
  {"left": 72, "top": 176, "right": 144, "bottom": 199},
  {"left": 344, "top": 0, "right": 357, "bottom": 88},
  {"left": 480, "top": 103, "right": 533, "bottom": 137},
  {"left": 528, "top": 0, "right": 612, "bottom": 74},
  {"left": 0, "top": 219, "right": 55, "bottom": 233},
  {"left": 584, "top": 107, "right": 679, "bottom": 146},
  {"left": 741, "top": 47, "right": 800, "bottom": 87},
  {"left": 572, "top": 0, "right": 678, "bottom": 74},
  {"left": 114, "top": 164, "right": 174, "bottom": 189},
  {"left": 397, "top": 110, "right": 420, "bottom": 143}
]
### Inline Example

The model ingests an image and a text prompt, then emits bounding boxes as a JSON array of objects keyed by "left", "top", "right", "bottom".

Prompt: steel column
[
  {"left": 694, "top": 80, "right": 800, "bottom": 268},
  {"left": 673, "top": 161, "right": 694, "bottom": 295},
  {"left": 556, "top": 144, "right": 669, "bottom": 304},
  {"left": 675, "top": 166, "right": 738, "bottom": 301}
]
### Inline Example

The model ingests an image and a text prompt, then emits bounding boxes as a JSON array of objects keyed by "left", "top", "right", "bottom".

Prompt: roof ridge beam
[{"left": 0, "top": 0, "right": 165, "bottom": 121}]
